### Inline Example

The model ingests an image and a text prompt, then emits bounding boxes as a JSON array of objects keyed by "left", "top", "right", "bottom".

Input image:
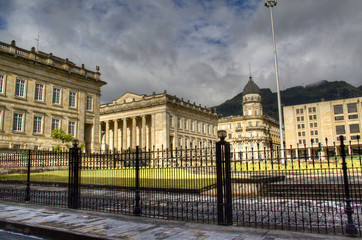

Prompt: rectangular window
[
  {"left": 237, "top": 123, "right": 241, "bottom": 128},
  {"left": 238, "top": 133, "right": 241, "bottom": 139},
  {"left": 301, "top": 116, "right": 304, "bottom": 121},
  {"left": 302, "top": 132, "right": 305, "bottom": 136},
  {"left": 33, "top": 116, "right": 42, "bottom": 134},
  {"left": 350, "top": 124, "right": 360, "bottom": 134},
  {"left": 68, "top": 121, "right": 75, "bottom": 136},
  {"left": 52, "top": 119, "right": 60, "bottom": 130},
  {"left": 15, "top": 78, "right": 25, "bottom": 97},
  {"left": 296, "top": 109, "right": 299, "bottom": 114},
  {"left": 315, "top": 130, "right": 318, "bottom": 135},
  {"left": 334, "top": 105, "right": 343, "bottom": 115},
  {"left": 336, "top": 125, "right": 346, "bottom": 135},
  {"left": 34, "top": 84, "right": 43, "bottom": 101},
  {"left": 248, "top": 122, "right": 252, "bottom": 127},
  {"left": 53, "top": 88, "right": 61, "bottom": 104},
  {"left": 228, "top": 134, "right": 232, "bottom": 139},
  {"left": 314, "top": 123, "right": 317, "bottom": 127},
  {"left": 310, "top": 123, "right": 313, "bottom": 128},
  {"left": 202, "top": 123, "right": 205, "bottom": 133},
  {"left": 335, "top": 116, "right": 344, "bottom": 121},
  {"left": 177, "top": 118, "right": 181, "bottom": 129},
  {"left": 69, "top": 91, "right": 76, "bottom": 108},
  {"left": 298, "top": 132, "right": 301, "bottom": 137},
  {"left": 228, "top": 124, "right": 231, "bottom": 129},
  {"left": 191, "top": 121, "right": 194, "bottom": 131},
  {"left": 0, "top": 74, "right": 3, "bottom": 93},
  {"left": 86, "top": 96, "right": 93, "bottom": 110},
  {"left": 347, "top": 103, "right": 357, "bottom": 113},
  {"left": 309, "top": 115, "right": 313, "bottom": 120},
  {"left": 300, "top": 109, "right": 304, "bottom": 114},
  {"left": 313, "top": 115, "right": 317, "bottom": 120},
  {"left": 169, "top": 115, "right": 173, "bottom": 127},
  {"left": 13, "top": 113, "right": 23, "bottom": 131},
  {"left": 184, "top": 120, "right": 188, "bottom": 130},
  {"left": 349, "top": 114, "right": 358, "bottom": 120},
  {"left": 351, "top": 135, "right": 360, "bottom": 140},
  {"left": 302, "top": 124, "right": 305, "bottom": 129}
]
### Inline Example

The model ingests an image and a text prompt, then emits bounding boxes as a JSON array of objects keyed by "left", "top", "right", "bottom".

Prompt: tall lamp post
[{"left": 264, "top": 0, "right": 285, "bottom": 162}]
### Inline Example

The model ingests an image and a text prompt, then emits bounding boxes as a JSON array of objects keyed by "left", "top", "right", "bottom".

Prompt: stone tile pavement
[{"left": 0, "top": 200, "right": 355, "bottom": 240}]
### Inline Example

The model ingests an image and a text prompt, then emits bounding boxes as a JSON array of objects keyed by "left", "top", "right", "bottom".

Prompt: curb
[{"left": 0, "top": 219, "right": 109, "bottom": 240}]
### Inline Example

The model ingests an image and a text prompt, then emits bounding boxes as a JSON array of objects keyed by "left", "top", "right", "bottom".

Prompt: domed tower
[{"left": 242, "top": 76, "right": 263, "bottom": 116}]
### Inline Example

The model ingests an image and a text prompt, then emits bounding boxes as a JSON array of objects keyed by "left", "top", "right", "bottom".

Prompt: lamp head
[{"left": 217, "top": 130, "right": 227, "bottom": 141}]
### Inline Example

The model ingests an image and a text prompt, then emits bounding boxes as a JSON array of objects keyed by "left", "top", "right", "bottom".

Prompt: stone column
[
  {"left": 142, "top": 115, "right": 146, "bottom": 150},
  {"left": 174, "top": 114, "right": 178, "bottom": 148},
  {"left": 105, "top": 120, "right": 110, "bottom": 150},
  {"left": 132, "top": 117, "right": 137, "bottom": 149},
  {"left": 122, "top": 118, "right": 127, "bottom": 150},
  {"left": 114, "top": 119, "right": 118, "bottom": 152},
  {"left": 151, "top": 114, "right": 155, "bottom": 148}
]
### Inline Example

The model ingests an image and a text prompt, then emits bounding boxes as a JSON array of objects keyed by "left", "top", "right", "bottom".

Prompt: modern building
[
  {"left": 218, "top": 76, "right": 281, "bottom": 159},
  {"left": 283, "top": 97, "right": 362, "bottom": 156},
  {"left": 100, "top": 91, "right": 219, "bottom": 152},
  {"left": 0, "top": 40, "right": 106, "bottom": 152}
]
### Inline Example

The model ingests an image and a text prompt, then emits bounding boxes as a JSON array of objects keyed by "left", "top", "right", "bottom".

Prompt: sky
[{"left": 0, "top": 0, "right": 361, "bottom": 107}]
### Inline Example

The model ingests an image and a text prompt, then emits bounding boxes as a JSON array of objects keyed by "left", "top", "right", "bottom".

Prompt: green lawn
[{"left": 0, "top": 168, "right": 217, "bottom": 189}]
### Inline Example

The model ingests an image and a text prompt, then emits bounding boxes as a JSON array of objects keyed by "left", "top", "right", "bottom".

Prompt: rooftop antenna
[
  {"left": 34, "top": 34, "right": 39, "bottom": 51},
  {"left": 248, "top": 62, "right": 252, "bottom": 77}
]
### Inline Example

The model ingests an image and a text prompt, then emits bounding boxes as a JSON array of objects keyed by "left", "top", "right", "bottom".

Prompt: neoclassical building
[
  {"left": 100, "top": 92, "right": 219, "bottom": 152},
  {"left": 0, "top": 40, "right": 106, "bottom": 152},
  {"left": 218, "top": 76, "right": 280, "bottom": 159}
]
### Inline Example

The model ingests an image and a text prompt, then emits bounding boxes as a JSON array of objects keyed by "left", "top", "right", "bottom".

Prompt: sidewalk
[{"left": 0, "top": 200, "right": 354, "bottom": 240}]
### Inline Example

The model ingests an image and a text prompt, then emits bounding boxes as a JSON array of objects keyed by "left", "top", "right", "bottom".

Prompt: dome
[{"left": 242, "top": 76, "right": 260, "bottom": 96}]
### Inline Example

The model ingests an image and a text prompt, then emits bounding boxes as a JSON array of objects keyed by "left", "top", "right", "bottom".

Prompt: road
[{"left": 0, "top": 229, "right": 45, "bottom": 240}]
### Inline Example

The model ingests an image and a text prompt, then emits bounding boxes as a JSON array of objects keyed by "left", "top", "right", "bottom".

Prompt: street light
[{"left": 264, "top": 0, "right": 285, "bottom": 162}]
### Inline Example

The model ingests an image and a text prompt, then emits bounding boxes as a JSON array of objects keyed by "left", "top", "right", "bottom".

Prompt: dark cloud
[{"left": 1, "top": 0, "right": 361, "bottom": 106}]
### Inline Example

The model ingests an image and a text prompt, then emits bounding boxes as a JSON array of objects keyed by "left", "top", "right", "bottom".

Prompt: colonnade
[{"left": 100, "top": 115, "right": 153, "bottom": 152}]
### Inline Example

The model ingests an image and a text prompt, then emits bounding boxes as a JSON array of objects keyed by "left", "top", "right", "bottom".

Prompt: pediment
[{"left": 113, "top": 92, "right": 145, "bottom": 104}]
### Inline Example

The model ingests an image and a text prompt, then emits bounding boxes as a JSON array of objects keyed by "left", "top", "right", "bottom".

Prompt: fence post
[
  {"left": 216, "top": 130, "right": 232, "bottom": 225},
  {"left": 133, "top": 146, "right": 141, "bottom": 215},
  {"left": 25, "top": 149, "right": 31, "bottom": 201},
  {"left": 68, "top": 139, "right": 81, "bottom": 209},
  {"left": 339, "top": 135, "right": 358, "bottom": 236}
]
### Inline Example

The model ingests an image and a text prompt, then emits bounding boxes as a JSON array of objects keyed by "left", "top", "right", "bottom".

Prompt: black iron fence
[{"left": 0, "top": 137, "right": 361, "bottom": 237}]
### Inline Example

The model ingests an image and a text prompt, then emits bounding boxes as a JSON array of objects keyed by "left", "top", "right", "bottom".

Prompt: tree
[{"left": 51, "top": 128, "right": 73, "bottom": 151}]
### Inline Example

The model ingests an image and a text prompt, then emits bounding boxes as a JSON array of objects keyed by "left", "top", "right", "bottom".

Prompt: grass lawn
[{"left": 0, "top": 167, "right": 217, "bottom": 189}]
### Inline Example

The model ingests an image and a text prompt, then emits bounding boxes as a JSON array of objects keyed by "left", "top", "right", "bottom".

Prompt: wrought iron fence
[{"left": 0, "top": 137, "right": 360, "bottom": 237}]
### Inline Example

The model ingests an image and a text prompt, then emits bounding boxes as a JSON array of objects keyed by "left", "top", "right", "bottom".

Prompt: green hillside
[{"left": 215, "top": 80, "right": 362, "bottom": 120}]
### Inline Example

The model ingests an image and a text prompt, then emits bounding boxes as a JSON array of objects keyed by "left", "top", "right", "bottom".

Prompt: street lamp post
[{"left": 264, "top": 0, "right": 285, "bottom": 162}]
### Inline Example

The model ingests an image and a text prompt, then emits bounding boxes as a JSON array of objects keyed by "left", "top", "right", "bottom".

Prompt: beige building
[
  {"left": 218, "top": 77, "right": 280, "bottom": 159},
  {"left": 283, "top": 97, "right": 362, "bottom": 155},
  {"left": 0, "top": 40, "right": 106, "bottom": 152},
  {"left": 100, "top": 92, "right": 219, "bottom": 152}
]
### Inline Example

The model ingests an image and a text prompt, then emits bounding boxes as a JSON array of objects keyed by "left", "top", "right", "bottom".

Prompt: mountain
[{"left": 214, "top": 80, "right": 362, "bottom": 120}]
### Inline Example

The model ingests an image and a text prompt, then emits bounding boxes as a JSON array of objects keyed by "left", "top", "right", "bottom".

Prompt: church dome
[{"left": 242, "top": 76, "right": 260, "bottom": 96}]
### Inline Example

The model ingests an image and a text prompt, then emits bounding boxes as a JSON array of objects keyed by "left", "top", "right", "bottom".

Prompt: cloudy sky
[{"left": 0, "top": 0, "right": 361, "bottom": 106}]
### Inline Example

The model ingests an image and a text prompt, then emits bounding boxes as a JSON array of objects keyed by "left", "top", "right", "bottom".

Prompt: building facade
[
  {"left": 0, "top": 40, "right": 106, "bottom": 152},
  {"left": 218, "top": 77, "right": 280, "bottom": 159},
  {"left": 100, "top": 92, "right": 219, "bottom": 152},
  {"left": 283, "top": 97, "right": 362, "bottom": 155}
]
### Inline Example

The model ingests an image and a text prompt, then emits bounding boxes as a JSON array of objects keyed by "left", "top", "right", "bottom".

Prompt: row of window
[
  {"left": 336, "top": 124, "right": 360, "bottom": 135},
  {"left": 177, "top": 138, "right": 213, "bottom": 148},
  {"left": 334, "top": 103, "right": 358, "bottom": 115},
  {"left": 298, "top": 138, "right": 319, "bottom": 145},
  {"left": 11, "top": 112, "right": 76, "bottom": 137},
  {"left": 170, "top": 116, "right": 215, "bottom": 135},
  {"left": 221, "top": 121, "right": 261, "bottom": 130},
  {"left": 0, "top": 74, "right": 93, "bottom": 111}
]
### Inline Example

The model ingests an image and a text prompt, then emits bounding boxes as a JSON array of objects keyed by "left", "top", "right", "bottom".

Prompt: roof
[{"left": 242, "top": 76, "right": 260, "bottom": 95}]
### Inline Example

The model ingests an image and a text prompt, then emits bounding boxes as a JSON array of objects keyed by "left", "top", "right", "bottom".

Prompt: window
[
  {"left": 248, "top": 108, "right": 252, "bottom": 115},
  {"left": 302, "top": 132, "right": 305, "bottom": 136},
  {"left": 314, "top": 123, "right": 317, "bottom": 127},
  {"left": 0, "top": 74, "right": 4, "bottom": 93},
  {"left": 197, "top": 122, "right": 200, "bottom": 132},
  {"left": 169, "top": 115, "right": 173, "bottom": 127},
  {"left": 52, "top": 119, "right": 60, "bottom": 131},
  {"left": 178, "top": 138, "right": 182, "bottom": 147},
  {"left": 249, "top": 132, "right": 252, "bottom": 138},
  {"left": 302, "top": 124, "right": 305, "bottom": 129},
  {"left": 33, "top": 116, "right": 42, "bottom": 134},
  {"left": 335, "top": 116, "right": 344, "bottom": 121},
  {"left": 349, "top": 114, "right": 358, "bottom": 120},
  {"left": 202, "top": 123, "right": 205, "bottom": 133},
  {"left": 13, "top": 113, "right": 23, "bottom": 131},
  {"left": 308, "top": 107, "right": 316, "bottom": 113},
  {"left": 334, "top": 105, "right": 343, "bottom": 115},
  {"left": 184, "top": 120, "right": 188, "bottom": 130},
  {"left": 315, "top": 130, "right": 318, "bottom": 135},
  {"left": 15, "top": 78, "right": 25, "bottom": 97},
  {"left": 177, "top": 118, "right": 181, "bottom": 129},
  {"left": 0, "top": 108, "right": 3, "bottom": 130},
  {"left": 69, "top": 91, "right": 76, "bottom": 108},
  {"left": 310, "top": 123, "right": 313, "bottom": 128},
  {"left": 350, "top": 124, "right": 360, "bottom": 134},
  {"left": 298, "top": 124, "right": 301, "bottom": 129},
  {"left": 296, "top": 109, "right": 299, "bottom": 114},
  {"left": 309, "top": 115, "right": 313, "bottom": 121},
  {"left": 256, "top": 121, "right": 259, "bottom": 127},
  {"left": 53, "top": 88, "right": 61, "bottom": 104},
  {"left": 255, "top": 109, "right": 258, "bottom": 115},
  {"left": 336, "top": 125, "right": 345, "bottom": 135},
  {"left": 238, "top": 133, "right": 241, "bottom": 139},
  {"left": 228, "top": 134, "right": 232, "bottom": 139},
  {"left": 86, "top": 96, "right": 93, "bottom": 110},
  {"left": 297, "top": 117, "right": 300, "bottom": 122},
  {"left": 347, "top": 103, "right": 357, "bottom": 113},
  {"left": 237, "top": 123, "right": 241, "bottom": 128},
  {"left": 248, "top": 122, "right": 252, "bottom": 127},
  {"left": 298, "top": 132, "right": 301, "bottom": 137},
  {"left": 228, "top": 124, "right": 231, "bottom": 129},
  {"left": 191, "top": 121, "right": 194, "bottom": 131},
  {"left": 311, "top": 131, "right": 314, "bottom": 136},
  {"left": 34, "top": 84, "right": 43, "bottom": 101},
  {"left": 301, "top": 116, "right": 304, "bottom": 121},
  {"left": 300, "top": 109, "right": 304, "bottom": 114},
  {"left": 68, "top": 121, "right": 75, "bottom": 136}
]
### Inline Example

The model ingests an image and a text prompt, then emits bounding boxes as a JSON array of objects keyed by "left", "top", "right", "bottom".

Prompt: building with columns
[
  {"left": 218, "top": 76, "right": 280, "bottom": 159},
  {"left": 100, "top": 91, "right": 219, "bottom": 152},
  {"left": 0, "top": 40, "right": 106, "bottom": 152}
]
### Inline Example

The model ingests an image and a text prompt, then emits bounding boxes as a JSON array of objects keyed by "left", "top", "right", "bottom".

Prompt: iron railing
[{"left": 0, "top": 137, "right": 360, "bottom": 237}]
